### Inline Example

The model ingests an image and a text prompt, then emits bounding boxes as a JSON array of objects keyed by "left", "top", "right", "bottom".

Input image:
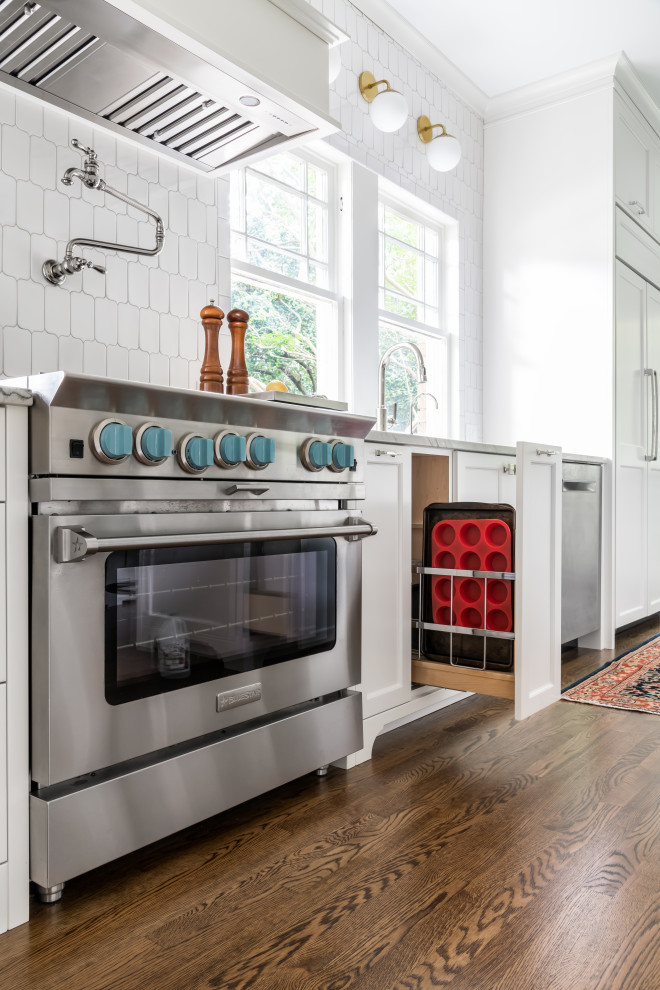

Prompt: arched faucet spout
[{"left": 377, "top": 341, "right": 428, "bottom": 432}]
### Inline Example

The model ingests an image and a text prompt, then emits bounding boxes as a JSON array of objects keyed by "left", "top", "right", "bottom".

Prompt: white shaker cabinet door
[
  {"left": 646, "top": 283, "right": 660, "bottom": 614},
  {"left": 615, "top": 95, "right": 653, "bottom": 235},
  {"left": 615, "top": 262, "right": 649, "bottom": 626},
  {"left": 453, "top": 450, "right": 517, "bottom": 507},
  {"left": 0, "top": 684, "right": 6, "bottom": 871},
  {"left": 514, "top": 442, "right": 562, "bottom": 720},
  {"left": 361, "top": 445, "right": 412, "bottom": 718}
]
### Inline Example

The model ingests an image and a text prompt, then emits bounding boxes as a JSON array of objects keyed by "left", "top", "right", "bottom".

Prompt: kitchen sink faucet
[
  {"left": 42, "top": 139, "right": 165, "bottom": 286},
  {"left": 410, "top": 390, "right": 439, "bottom": 434},
  {"left": 377, "top": 341, "right": 428, "bottom": 431}
]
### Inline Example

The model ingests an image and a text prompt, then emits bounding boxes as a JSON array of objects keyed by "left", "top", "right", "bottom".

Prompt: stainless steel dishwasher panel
[{"left": 561, "top": 463, "right": 602, "bottom": 643}]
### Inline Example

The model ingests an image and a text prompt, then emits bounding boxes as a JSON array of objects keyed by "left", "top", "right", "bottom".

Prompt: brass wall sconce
[
  {"left": 417, "top": 115, "right": 462, "bottom": 172},
  {"left": 359, "top": 70, "right": 408, "bottom": 132}
]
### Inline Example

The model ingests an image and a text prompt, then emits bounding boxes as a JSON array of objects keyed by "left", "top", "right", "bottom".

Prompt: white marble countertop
[
  {"left": 366, "top": 429, "right": 608, "bottom": 464},
  {"left": 0, "top": 385, "right": 32, "bottom": 406}
]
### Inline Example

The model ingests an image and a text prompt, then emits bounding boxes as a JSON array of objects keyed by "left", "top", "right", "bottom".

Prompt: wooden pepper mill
[
  {"left": 226, "top": 308, "right": 250, "bottom": 395},
  {"left": 199, "top": 300, "right": 224, "bottom": 393}
]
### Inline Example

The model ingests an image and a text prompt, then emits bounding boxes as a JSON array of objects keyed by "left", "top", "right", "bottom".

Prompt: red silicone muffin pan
[{"left": 430, "top": 518, "right": 513, "bottom": 632}]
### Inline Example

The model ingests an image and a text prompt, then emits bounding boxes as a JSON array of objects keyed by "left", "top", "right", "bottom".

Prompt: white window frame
[
  {"left": 230, "top": 148, "right": 344, "bottom": 399},
  {"left": 378, "top": 180, "right": 459, "bottom": 437}
]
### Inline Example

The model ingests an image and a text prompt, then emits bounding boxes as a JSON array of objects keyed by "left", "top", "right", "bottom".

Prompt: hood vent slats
[{"left": 0, "top": 0, "right": 335, "bottom": 172}]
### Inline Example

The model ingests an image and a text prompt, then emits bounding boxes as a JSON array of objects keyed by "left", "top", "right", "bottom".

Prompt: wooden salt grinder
[
  {"left": 199, "top": 301, "right": 224, "bottom": 393},
  {"left": 226, "top": 308, "right": 250, "bottom": 395}
]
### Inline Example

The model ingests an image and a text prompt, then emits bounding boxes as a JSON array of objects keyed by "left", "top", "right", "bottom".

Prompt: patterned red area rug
[{"left": 563, "top": 636, "right": 660, "bottom": 713}]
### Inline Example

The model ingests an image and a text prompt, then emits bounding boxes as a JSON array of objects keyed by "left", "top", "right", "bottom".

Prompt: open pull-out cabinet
[{"left": 411, "top": 442, "right": 562, "bottom": 720}]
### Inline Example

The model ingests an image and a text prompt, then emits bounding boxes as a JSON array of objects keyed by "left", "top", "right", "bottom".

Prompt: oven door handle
[{"left": 55, "top": 519, "right": 378, "bottom": 563}]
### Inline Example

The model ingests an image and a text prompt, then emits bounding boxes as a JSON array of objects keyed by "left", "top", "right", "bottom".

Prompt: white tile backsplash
[
  {"left": 106, "top": 344, "right": 129, "bottom": 380},
  {"left": 17, "top": 278, "right": 44, "bottom": 332},
  {"left": 83, "top": 339, "right": 106, "bottom": 377},
  {"left": 117, "top": 303, "right": 139, "bottom": 350},
  {"left": 0, "top": 85, "right": 224, "bottom": 386},
  {"left": 58, "top": 334, "right": 83, "bottom": 373},
  {"left": 94, "top": 297, "right": 118, "bottom": 346},
  {"left": 4, "top": 325, "right": 31, "bottom": 376},
  {"left": 31, "top": 330, "right": 58, "bottom": 373},
  {"left": 3, "top": 227, "right": 30, "bottom": 280},
  {"left": 139, "top": 307, "right": 159, "bottom": 353}
]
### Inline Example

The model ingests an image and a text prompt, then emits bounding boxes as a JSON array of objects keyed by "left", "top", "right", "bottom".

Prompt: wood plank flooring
[{"left": 5, "top": 623, "right": 660, "bottom": 989}]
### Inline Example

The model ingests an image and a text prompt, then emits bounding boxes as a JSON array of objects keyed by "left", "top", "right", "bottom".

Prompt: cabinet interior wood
[{"left": 411, "top": 453, "right": 449, "bottom": 567}]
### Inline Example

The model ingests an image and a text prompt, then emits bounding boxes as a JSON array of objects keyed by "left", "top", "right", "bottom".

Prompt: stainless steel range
[{"left": 12, "top": 372, "right": 375, "bottom": 903}]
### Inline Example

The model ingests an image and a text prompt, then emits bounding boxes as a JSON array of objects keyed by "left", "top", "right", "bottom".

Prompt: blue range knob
[
  {"left": 99, "top": 422, "right": 132, "bottom": 461},
  {"left": 141, "top": 426, "right": 172, "bottom": 462},
  {"left": 248, "top": 435, "right": 276, "bottom": 468},
  {"left": 331, "top": 442, "right": 355, "bottom": 471},
  {"left": 309, "top": 440, "right": 332, "bottom": 469},
  {"left": 217, "top": 433, "right": 247, "bottom": 467},
  {"left": 186, "top": 436, "right": 213, "bottom": 471}
]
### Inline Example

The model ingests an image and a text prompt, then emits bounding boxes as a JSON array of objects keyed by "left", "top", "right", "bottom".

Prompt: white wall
[{"left": 483, "top": 86, "right": 614, "bottom": 456}]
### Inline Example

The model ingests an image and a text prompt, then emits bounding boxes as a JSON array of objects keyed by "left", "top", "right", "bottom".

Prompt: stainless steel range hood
[{"left": 0, "top": 0, "right": 344, "bottom": 171}]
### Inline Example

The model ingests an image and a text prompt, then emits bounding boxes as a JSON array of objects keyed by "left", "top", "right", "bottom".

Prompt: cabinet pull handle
[
  {"left": 536, "top": 448, "right": 557, "bottom": 456},
  {"left": 653, "top": 370, "right": 659, "bottom": 462},
  {"left": 502, "top": 463, "right": 516, "bottom": 475},
  {"left": 373, "top": 448, "right": 399, "bottom": 457},
  {"left": 629, "top": 200, "right": 647, "bottom": 215},
  {"left": 644, "top": 368, "right": 657, "bottom": 461}
]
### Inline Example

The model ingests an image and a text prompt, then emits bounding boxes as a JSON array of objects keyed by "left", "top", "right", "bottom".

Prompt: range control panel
[
  {"left": 55, "top": 416, "right": 362, "bottom": 484},
  {"left": 19, "top": 372, "right": 374, "bottom": 485}
]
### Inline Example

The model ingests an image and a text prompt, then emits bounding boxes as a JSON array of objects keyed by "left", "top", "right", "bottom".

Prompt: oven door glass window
[{"left": 105, "top": 537, "right": 336, "bottom": 704}]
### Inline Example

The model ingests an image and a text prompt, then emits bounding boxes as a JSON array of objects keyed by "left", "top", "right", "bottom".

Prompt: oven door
[{"left": 33, "top": 509, "right": 368, "bottom": 786}]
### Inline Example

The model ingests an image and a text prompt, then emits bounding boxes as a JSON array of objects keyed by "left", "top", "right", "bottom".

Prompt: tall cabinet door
[
  {"left": 361, "top": 446, "right": 412, "bottom": 718},
  {"left": 646, "top": 284, "right": 660, "bottom": 613},
  {"left": 615, "top": 261, "right": 648, "bottom": 626}
]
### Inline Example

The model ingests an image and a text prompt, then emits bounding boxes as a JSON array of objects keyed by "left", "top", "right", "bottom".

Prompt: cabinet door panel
[
  {"left": 647, "top": 284, "right": 660, "bottom": 613},
  {"left": 453, "top": 451, "right": 516, "bottom": 506},
  {"left": 0, "top": 685, "right": 6, "bottom": 867},
  {"left": 361, "top": 447, "right": 412, "bottom": 718},
  {"left": 615, "top": 261, "right": 648, "bottom": 625},
  {"left": 514, "top": 443, "right": 562, "bottom": 719},
  {"left": 615, "top": 97, "right": 652, "bottom": 232}
]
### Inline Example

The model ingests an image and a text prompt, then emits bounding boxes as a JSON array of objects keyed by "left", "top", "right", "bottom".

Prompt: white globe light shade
[
  {"left": 329, "top": 45, "right": 342, "bottom": 83},
  {"left": 369, "top": 88, "right": 408, "bottom": 132},
  {"left": 427, "top": 134, "right": 462, "bottom": 172}
]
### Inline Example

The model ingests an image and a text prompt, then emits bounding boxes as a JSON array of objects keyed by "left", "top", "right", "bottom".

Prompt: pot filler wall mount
[
  {"left": 8, "top": 372, "right": 376, "bottom": 904},
  {"left": 42, "top": 137, "right": 164, "bottom": 285}
]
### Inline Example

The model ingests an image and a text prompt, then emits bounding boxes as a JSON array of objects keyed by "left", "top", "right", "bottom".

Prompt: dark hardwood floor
[{"left": 5, "top": 621, "right": 660, "bottom": 990}]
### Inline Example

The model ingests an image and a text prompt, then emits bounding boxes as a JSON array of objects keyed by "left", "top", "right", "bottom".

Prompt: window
[
  {"left": 378, "top": 192, "right": 454, "bottom": 436},
  {"left": 230, "top": 151, "right": 339, "bottom": 397}
]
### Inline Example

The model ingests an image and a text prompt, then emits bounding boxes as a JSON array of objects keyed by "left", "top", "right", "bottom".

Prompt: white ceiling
[{"left": 384, "top": 0, "right": 660, "bottom": 109}]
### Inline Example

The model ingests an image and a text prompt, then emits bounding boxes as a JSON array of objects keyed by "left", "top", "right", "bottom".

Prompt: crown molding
[
  {"left": 485, "top": 53, "right": 622, "bottom": 125},
  {"left": 347, "top": 0, "right": 487, "bottom": 117},
  {"left": 271, "top": 0, "right": 349, "bottom": 45},
  {"left": 614, "top": 53, "right": 660, "bottom": 136}
]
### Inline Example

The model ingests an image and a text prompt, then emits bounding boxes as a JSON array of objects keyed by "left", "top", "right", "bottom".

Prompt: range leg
[{"left": 35, "top": 882, "right": 65, "bottom": 904}]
